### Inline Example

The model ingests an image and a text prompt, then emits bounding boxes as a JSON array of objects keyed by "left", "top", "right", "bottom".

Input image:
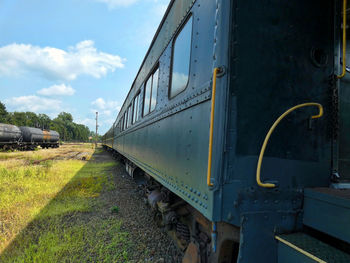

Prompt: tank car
[
  {"left": 103, "top": 0, "right": 350, "bottom": 262},
  {"left": 42, "top": 130, "right": 60, "bottom": 148},
  {"left": 19, "top": 126, "right": 43, "bottom": 148},
  {"left": 0, "top": 124, "right": 22, "bottom": 150},
  {"left": 0, "top": 123, "right": 60, "bottom": 150},
  {"left": 19, "top": 126, "right": 60, "bottom": 150}
]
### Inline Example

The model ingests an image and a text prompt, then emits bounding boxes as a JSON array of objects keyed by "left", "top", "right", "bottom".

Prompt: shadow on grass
[{"left": 0, "top": 149, "right": 131, "bottom": 263}]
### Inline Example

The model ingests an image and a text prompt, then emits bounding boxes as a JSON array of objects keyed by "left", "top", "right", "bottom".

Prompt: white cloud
[
  {"left": 5, "top": 95, "right": 62, "bottom": 113},
  {"left": 75, "top": 116, "right": 116, "bottom": 135},
  {"left": 88, "top": 98, "right": 121, "bottom": 133},
  {"left": 0, "top": 40, "right": 125, "bottom": 81},
  {"left": 104, "top": 118, "right": 115, "bottom": 125},
  {"left": 103, "top": 110, "right": 112, "bottom": 116},
  {"left": 92, "top": 98, "right": 107, "bottom": 109},
  {"left": 95, "top": 0, "right": 139, "bottom": 8},
  {"left": 37, "top": 84, "right": 75, "bottom": 96},
  {"left": 94, "top": 0, "right": 170, "bottom": 11},
  {"left": 153, "top": 3, "right": 168, "bottom": 17},
  {"left": 92, "top": 97, "right": 120, "bottom": 111},
  {"left": 76, "top": 118, "right": 96, "bottom": 127}
]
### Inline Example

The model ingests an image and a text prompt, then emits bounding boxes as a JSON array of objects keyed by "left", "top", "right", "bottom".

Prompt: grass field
[{"left": 0, "top": 144, "right": 132, "bottom": 262}]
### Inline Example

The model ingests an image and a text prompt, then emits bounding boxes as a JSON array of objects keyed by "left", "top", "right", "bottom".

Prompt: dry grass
[
  {"left": 0, "top": 143, "right": 95, "bottom": 163},
  {"left": 0, "top": 144, "right": 130, "bottom": 262},
  {"left": 0, "top": 144, "right": 94, "bottom": 251}
]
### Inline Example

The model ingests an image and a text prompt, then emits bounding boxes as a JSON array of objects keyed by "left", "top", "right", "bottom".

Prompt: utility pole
[{"left": 95, "top": 112, "right": 98, "bottom": 147}]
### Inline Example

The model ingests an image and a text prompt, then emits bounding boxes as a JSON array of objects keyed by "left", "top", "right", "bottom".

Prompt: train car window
[
  {"left": 143, "top": 78, "right": 152, "bottom": 116},
  {"left": 126, "top": 110, "right": 128, "bottom": 129},
  {"left": 169, "top": 16, "right": 193, "bottom": 98},
  {"left": 130, "top": 104, "right": 133, "bottom": 125},
  {"left": 143, "top": 67, "right": 159, "bottom": 116},
  {"left": 121, "top": 116, "right": 124, "bottom": 131},
  {"left": 133, "top": 93, "right": 140, "bottom": 123},
  {"left": 150, "top": 68, "right": 159, "bottom": 112},
  {"left": 127, "top": 104, "right": 132, "bottom": 128},
  {"left": 136, "top": 93, "right": 141, "bottom": 121},
  {"left": 123, "top": 111, "right": 127, "bottom": 130}
]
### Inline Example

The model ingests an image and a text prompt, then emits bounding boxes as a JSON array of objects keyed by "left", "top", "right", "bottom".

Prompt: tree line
[{"left": 0, "top": 101, "right": 96, "bottom": 142}]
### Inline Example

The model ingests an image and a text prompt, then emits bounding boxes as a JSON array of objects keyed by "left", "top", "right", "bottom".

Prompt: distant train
[{"left": 0, "top": 123, "right": 59, "bottom": 150}]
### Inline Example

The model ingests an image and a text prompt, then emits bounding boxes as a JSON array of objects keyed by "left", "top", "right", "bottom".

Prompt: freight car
[
  {"left": 103, "top": 0, "right": 350, "bottom": 262},
  {"left": 0, "top": 124, "right": 22, "bottom": 150},
  {"left": 0, "top": 123, "right": 60, "bottom": 150}
]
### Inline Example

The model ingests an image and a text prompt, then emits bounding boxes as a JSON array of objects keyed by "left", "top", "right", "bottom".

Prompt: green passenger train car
[{"left": 102, "top": 0, "right": 350, "bottom": 262}]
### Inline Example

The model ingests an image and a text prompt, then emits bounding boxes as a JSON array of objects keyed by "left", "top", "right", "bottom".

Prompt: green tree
[
  {"left": 0, "top": 101, "right": 8, "bottom": 123},
  {"left": 56, "top": 112, "right": 73, "bottom": 123},
  {"left": 1, "top": 101, "right": 93, "bottom": 142},
  {"left": 8, "top": 112, "right": 27, "bottom": 126},
  {"left": 38, "top": 114, "right": 52, "bottom": 129},
  {"left": 24, "top": 112, "right": 39, "bottom": 127}
]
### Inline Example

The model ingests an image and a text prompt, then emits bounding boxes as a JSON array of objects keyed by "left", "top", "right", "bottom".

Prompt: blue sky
[{"left": 0, "top": 0, "right": 170, "bottom": 134}]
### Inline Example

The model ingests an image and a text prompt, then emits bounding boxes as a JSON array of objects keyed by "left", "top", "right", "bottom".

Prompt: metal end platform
[
  {"left": 303, "top": 188, "right": 350, "bottom": 244},
  {"left": 276, "top": 233, "right": 350, "bottom": 263},
  {"left": 309, "top": 187, "right": 350, "bottom": 199}
]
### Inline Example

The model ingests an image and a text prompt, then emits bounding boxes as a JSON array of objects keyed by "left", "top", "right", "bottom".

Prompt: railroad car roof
[{"left": 114, "top": 0, "right": 195, "bottom": 125}]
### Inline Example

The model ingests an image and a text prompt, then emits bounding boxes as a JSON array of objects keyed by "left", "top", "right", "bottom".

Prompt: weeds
[
  {"left": 111, "top": 206, "right": 119, "bottom": 214},
  {"left": 0, "top": 144, "right": 131, "bottom": 262}
]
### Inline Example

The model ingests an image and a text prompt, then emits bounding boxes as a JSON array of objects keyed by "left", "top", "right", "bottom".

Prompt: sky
[{"left": 0, "top": 0, "right": 170, "bottom": 134}]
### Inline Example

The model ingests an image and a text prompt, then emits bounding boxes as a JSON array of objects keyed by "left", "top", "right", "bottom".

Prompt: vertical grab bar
[
  {"left": 256, "top": 103, "right": 324, "bottom": 188},
  {"left": 207, "top": 67, "right": 221, "bottom": 187},
  {"left": 338, "top": 0, "right": 347, "bottom": 79}
]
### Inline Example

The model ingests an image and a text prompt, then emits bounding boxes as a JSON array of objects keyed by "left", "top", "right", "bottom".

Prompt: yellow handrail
[
  {"left": 338, "top": 0, "right": 347, "bottom": 79},
  {"left": 256, "top": 103, "right": 324, "bottom": 188},
  {"left": 207, "top": 67, "right": 221, "bottom": 187}
]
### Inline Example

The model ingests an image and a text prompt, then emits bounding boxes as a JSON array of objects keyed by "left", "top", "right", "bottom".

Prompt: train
[
  {"left": 102, "top": 0, "right": 350, "bottom": 262},
  {"left": 0, "top": 123, "right": 60, "bottom": 150}
]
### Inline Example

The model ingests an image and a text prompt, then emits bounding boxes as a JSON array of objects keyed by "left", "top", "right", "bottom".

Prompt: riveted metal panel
[
  {"left": 237, "top": 212, "right": 299, "bottom": 263},
  {"left": 110, "top": 0, "right": 219, "bottom": 220},
  {"left": 225, "top": 0, "right": 334, "bottom": 188},
  {"left": 116, "top": 0, "right": 196, "bottom": 124}
]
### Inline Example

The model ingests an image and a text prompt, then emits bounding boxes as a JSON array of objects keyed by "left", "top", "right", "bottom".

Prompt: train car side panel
[
  {"left": 122, "top": 101, "right": 213, "bottom": 218},
  {"left": 112, "top": 0, "right": 220, "bottom": 220}
]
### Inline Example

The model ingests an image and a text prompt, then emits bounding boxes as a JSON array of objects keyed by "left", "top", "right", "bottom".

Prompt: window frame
[
  {"left": 168, "top": 14, "right": 194, "bottom": 99},
  {"left": 132, "top": 94, "right": 137, "bottom": 124},
  {"left": 143, "top": 79, "right": 151, "bottom": 116},
  {"left": 137, "top": 92, "right": 141, "bottom": 121},
  {"left": 132, "top": 91, "right": 141, "bottom": 124},
  {"left": 127, "top": 103, "right": 133, "bottom": 128},
  {"left": 123, "top": 111, "right": 127, "bottom": 130},
  {"left": 143, "top": 64, "right": 160, "bottom": 117},
  {"left": 150, "top": 68, "right": 159, "bottom": 112}
]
